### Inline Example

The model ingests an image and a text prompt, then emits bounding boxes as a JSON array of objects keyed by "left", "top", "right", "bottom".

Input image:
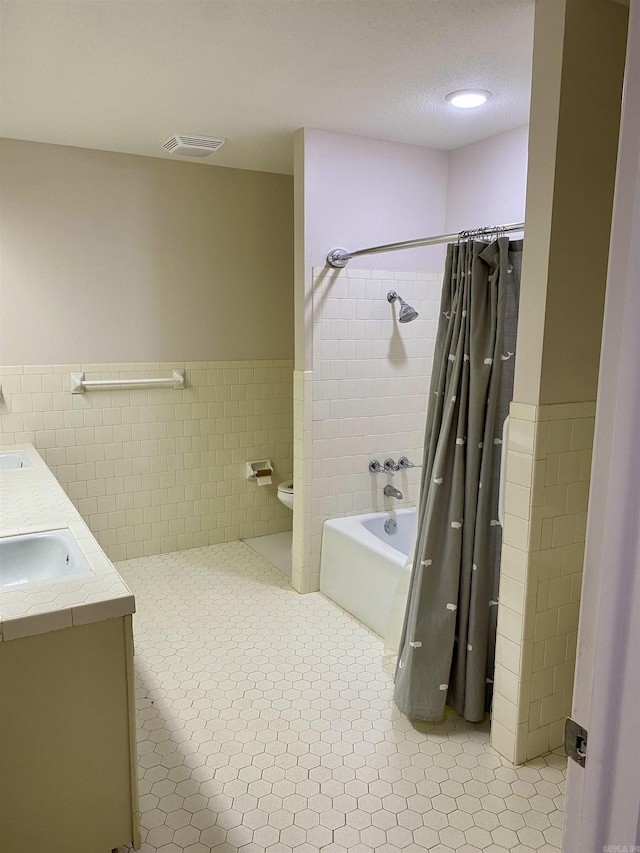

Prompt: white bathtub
[{"left": 320, "top": 508, "right": 416, "bottom": 637}]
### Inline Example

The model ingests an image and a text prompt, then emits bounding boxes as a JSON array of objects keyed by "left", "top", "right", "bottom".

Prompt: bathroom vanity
[{"left": 0, "top": 444, "right": 140, "bottom": 852}]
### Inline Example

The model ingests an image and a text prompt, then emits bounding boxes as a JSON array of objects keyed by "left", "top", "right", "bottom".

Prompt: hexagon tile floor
[{"left": 115, "top": 541, "right": 566, "bottom": 853}]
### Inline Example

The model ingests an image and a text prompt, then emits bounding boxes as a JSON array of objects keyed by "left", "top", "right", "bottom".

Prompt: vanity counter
[
  {"left": 0, "top": 443, "right": 140, "bottom": 851},
  {"left": 0, "top": 442, "right": 134, "bottom": 641}
]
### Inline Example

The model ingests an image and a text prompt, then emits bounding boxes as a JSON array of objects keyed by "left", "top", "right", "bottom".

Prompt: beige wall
[
  {"left": 513, "top": 0, "right": 628, "bottom": 406},
  {"left": 0, "top": 138, "right": 293, "bottom": 365}
]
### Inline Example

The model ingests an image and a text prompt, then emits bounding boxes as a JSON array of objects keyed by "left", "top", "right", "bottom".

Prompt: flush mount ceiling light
[{"left": 445, "top": 89, "right": 492, "bottom": 109}]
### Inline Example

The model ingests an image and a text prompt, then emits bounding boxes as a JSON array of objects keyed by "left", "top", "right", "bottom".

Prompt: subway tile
[
  {"left": 503, "top": 514, "right": 530, "bottom": 552},
  {"left": 508, "top": 418, "right": 535, "bottom": 454},
  {"left": 557, "top": 450, "right": 582, "bottom": 485},
  {"left": 544, "top": 635, "right": 569, "bottom": 670},
  {"left": 540, "top": 518, "right": 554, "bottom": 550},
  {"left": 544, "top": 453, "right": 559, "bottom": 487},
  {"left": 533, "top": 547, "right": 563, "bottom": 582},
  {"left": 530, "top": 668, "right": 554, "bottom": 702},
  {"left": 492, "top": 691, "right": 519, "bottom": 734},
  {"left": 553, "top": 660, "right": 576, "bottom": 695},
  {"left": 499, "top": 575, "right": 526, "bottom": 616},
  {"left": 539, "top": 691, "right": 565, "bottom": 727},
  {"left": 566, "top": 481, "right": 590, "bottom": 514},
  {"left": 552, "top": 514, "right": 577, "bottom": 548},
  {"left": 509, "top": 402, "right": 537, "bottom": 422},
  {"left": 544, "top": 402, "right": 584, "bottom": 421},
  {"left": 504, "top": 482, "right": 531, "bottom": 520},
  {"left": 533, "top": 420, "right": 549, "bottom": 460},
  {"left": 534, "top": 609, "right": 558, "bottom": 643},
  {"left": 527, "top": 727, "right": 551, "bottom": 761},
  {"left": 571, "top": 417, "right": 595, "bottom": 451},
  {"left": 1, "top": 360, "right": 293, "bottom": 559},
  {"left": 532, "top": 640, "right": 546, "bottom": 674},
  {"left": 558, "top": 601, "right": 580, "bottom": 634},
  {"left": 495, "top": 634, "right": 522, "bottom": 675},
  {"left": 20, "top": 373, "right": 43, "bottom": 394},
  {"left": 542, "top": 484, "right": 568, "bottom": 519},
  {"left": 493, "top": 662, "right": 520, "bottom": 706},
  {"left": 547, "top": 420, "right": 572, "bottom": 454},
  {"left": 548, "top": 574, "right": 572, "bottom": 609},
  {"left": 490, "top": 719, "right": 517, "bottom": 764},
  {"left": 528, "top": 506, "right": 543, "bottom": 552}
]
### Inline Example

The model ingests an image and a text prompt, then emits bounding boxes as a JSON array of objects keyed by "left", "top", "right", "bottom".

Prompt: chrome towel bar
[{"left": 70, "top": 369, "right": 185, "bottom": 393}]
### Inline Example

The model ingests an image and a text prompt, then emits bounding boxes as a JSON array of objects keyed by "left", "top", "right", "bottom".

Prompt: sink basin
[
  {"left": 0, "top": 529, "right": 92, "bottom": 587},
  {"left": 0, "top": 450, "right": 33, "bottom": 470}
]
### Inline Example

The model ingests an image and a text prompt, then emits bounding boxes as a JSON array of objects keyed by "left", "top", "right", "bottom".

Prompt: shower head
[{"left": 387, "top": 290, "right": 419, "bottom": 323}]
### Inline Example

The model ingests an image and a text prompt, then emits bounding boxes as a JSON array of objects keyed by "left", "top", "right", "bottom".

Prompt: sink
[
  {"left": 0, "top": 450, "right": 33, "bottom": 469},
  {"left": 0, "top": 529, "right": 92, "bottom": 587}
]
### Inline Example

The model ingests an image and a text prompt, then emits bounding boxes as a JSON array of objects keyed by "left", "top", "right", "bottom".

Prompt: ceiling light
[{"left": 445, "top": 90, "right": 492, "bottom": 109}]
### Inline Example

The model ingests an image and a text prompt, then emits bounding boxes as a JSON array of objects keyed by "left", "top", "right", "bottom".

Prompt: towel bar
[{"left": 70, "top": 369, "right": 185, "bottom": 393}]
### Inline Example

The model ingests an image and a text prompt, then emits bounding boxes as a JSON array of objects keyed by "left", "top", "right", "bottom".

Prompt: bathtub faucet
[{"left": 383, "top": 485, "right": 403, "bottom": 500}]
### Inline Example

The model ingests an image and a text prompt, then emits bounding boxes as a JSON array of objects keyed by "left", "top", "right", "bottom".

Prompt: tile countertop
[{"left": 0, "top": 443, "right": 135, "bottom": 642}]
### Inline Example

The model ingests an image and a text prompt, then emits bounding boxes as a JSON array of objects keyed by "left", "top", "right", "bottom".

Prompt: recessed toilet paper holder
[{"left": 246, "top": 459, "right": 274, "bottom": 484}]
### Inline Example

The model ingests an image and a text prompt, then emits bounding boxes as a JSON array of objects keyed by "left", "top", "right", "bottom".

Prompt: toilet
[{"left": 277, "top": 479, "right": 294, "bottom": 510}]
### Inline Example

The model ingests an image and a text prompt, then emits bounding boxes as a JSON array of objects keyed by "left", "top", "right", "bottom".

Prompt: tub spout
[{"left": 383, "top": 485, "right": 403, "bottom": 500}]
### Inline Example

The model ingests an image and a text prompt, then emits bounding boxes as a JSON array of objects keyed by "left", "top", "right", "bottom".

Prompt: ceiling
[{"left": 0, "top": 0, "right": 535, "bottom": 175}]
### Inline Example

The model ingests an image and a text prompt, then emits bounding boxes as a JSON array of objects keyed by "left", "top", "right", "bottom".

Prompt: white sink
[
  {"left": 0, "top": 529, "right": 92, "bottom": 587},
  {"left": 0, "top": 450, "right": 33, "bottom": 470}
]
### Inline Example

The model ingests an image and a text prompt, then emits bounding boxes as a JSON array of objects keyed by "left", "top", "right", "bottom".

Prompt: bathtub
[{"left": 320, "top": 508, "right": 416, "bottom": 637}]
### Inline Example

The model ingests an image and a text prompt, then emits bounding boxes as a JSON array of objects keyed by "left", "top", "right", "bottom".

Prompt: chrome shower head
[{"left": 387, "top": 290, "right": 419, "bottom": 323}]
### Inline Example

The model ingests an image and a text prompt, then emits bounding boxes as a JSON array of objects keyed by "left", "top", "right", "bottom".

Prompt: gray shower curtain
[{"left": 394, "top": 236, "right": 522, "bottom": 722}]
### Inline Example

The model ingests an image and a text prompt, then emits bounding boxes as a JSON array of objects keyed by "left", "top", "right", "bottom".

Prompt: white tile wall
[
  {"left": 292, "top": 267, "right": 441, "bottom": 593},
  {"left": 0, "top": 361, "right": 293, "bottom": 560},
  {"left": 492, "top": 401, "right": 595, "bottom": 763},
  {"left": 292, "top": 370, "right": 313, "bottom": 594}
]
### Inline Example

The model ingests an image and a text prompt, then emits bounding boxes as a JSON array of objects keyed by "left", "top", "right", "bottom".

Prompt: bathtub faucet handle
[
  {"left": 369, "top": 460, "right": 385, "bottom": 474},
  {"left": 383, "top": 458, "right": 400, "bottom": 474},
  {"left": 398, "top": 456, "right": 416, "bottom": 468}
]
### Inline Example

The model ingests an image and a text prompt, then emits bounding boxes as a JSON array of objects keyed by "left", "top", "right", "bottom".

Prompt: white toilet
[{"left": 277, "top": 479, "right": 294, "bottom": 510}]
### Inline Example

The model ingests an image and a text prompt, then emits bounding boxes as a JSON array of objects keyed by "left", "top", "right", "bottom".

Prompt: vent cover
[{"left": 161, "top": 135, "right": 226, "bottom": 157}]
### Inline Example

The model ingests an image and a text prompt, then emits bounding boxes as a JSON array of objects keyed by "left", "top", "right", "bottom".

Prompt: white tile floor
[
  {"left": 243, "top": 531, "right": 293, "bottom": 578},
  {"left": 116, "top": 542, "right": 566, "bottom": 853}
]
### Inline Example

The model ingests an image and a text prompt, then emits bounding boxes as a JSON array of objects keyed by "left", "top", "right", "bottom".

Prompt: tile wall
[
  {"left": 491, "top": 401, "right": 595, "bottom": 763},
  {"left": 292, "top": 266, "right": 442, "bottom": 593},
  {"left": 292, "top": 370, "right": 313, "bottom": 593},
  {"left": 0, "top": 361, "right": 293, "bottom": 561}
]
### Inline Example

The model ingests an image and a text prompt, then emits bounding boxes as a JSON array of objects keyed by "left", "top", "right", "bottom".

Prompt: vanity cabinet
[{"left": 0, "top": 614, "right": 140, "bottom": 852}]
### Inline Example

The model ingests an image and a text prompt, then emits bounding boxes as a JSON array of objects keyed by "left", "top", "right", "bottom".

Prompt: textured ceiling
[{"left": 0, "top": 0, "right": 535, "bottom": 174}]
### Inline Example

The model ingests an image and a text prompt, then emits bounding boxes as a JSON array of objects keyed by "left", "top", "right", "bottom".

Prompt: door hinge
[{"left": 564, "top": 717, "right": 588, "bottom": 767}]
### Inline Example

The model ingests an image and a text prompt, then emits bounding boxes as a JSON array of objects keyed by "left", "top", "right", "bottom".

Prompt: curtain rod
[{"left": 326, "top": 221, "right": 525, "bottom": 269}]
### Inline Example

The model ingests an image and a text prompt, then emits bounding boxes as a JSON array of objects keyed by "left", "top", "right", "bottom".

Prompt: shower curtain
[{"left": 394, "top": 236, "right": 522, "bottom": 722}]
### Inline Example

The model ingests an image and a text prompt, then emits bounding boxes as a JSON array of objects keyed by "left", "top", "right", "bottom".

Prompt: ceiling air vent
[{"left": 161, "top": 135, "right": 226, "bottom": 157}]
